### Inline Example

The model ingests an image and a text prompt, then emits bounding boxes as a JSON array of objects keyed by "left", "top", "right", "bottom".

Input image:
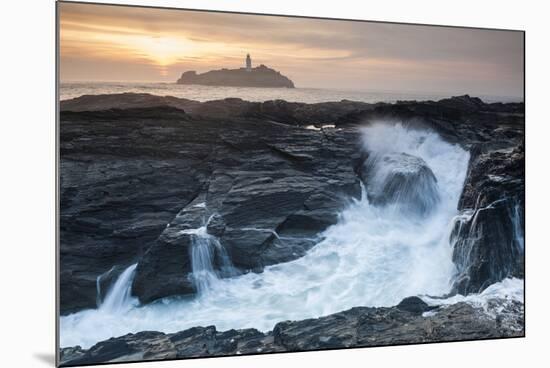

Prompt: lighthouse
[{"left": 245, "top": 53, "right": 252, "bottom": 72}]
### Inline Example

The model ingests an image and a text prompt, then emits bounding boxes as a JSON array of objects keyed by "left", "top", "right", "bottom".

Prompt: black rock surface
[
  {"left": 59, "top": 93, "right": 524, "bottom": 313},
  {"left": 451, "top": 143, "right": 525, "bottom": 294},
  {"left": 59, "top": 103, "right": 363, "bottom": 311},
  {"left": 360, "top": 152, "right": 440, "bottom": 215},
  {"left": 59, "top": 296, "right": 524, "bottom": 366}
]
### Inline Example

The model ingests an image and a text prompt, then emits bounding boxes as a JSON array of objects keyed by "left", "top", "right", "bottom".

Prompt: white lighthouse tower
[{"left": 245, "top": 53, "right": 252, "bottom": 72}]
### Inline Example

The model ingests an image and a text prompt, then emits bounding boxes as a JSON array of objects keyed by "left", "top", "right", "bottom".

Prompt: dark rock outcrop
[
  {"left": 60, "top": 93, "right": 375, "bottom": 124},
  {"left": 60, "top": 93, "right": 524, "bottom": 313},
  {"left": 60, "top": 102, "right": 363, "bottom": 310},
  {"left": 177, "top": 64, "right": 295, "bottom": 88},
  {"left": 59, "top": 106, "right": 216, "bottom": 314},
  {"left": 395, "top": 296, "right": 435, "bottom": 314},
  {"left": 335, "top": 94, "right": 524, "bottom": 146},
  {"left": 131, "top": 121, "right": 363, "bottom": 303},
  {"left": 459, "top": 143, "right": 525, "bottom": 210},
  {"left": 59, "top": 296, "right": 524, "bottom": 366},
  {"left": 359, "top": 152, "right": 440, "bottom": 215},
  {"left": 451, "top": 143, "right": 524, "bottom": 294}
]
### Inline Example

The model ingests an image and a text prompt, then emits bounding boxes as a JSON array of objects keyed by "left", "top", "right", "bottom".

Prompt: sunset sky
[{"left": 59, "top": 2, "right": 524, "bottom": 98}]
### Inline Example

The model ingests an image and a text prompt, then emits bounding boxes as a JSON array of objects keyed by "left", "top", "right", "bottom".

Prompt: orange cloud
[{"left": 58, "top": 2, "right": 523, "bottom": 97}]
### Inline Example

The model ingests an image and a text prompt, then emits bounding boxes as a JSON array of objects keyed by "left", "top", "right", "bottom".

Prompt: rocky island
[{"left": 177, "top": 54, "right": 295, "bottom": 88}]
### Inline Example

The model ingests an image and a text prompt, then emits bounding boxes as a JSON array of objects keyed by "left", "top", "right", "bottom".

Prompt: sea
[{"left": 60, "top": 82, "right": 522, "bottom": 104}]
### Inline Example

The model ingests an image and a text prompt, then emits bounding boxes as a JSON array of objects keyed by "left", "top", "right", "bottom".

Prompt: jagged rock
[
  {"left": 359, "top": 153, "right": 440, "bottom": 215},
  {"left": 61, "top": 331, "right": 177, "bottom": 366},
  {"left": 451, "top": 143, "right": 524, "bottom": 294},
  {"left": 59, "top": 297, "right": 523, "bottom": 366},
  {"left": 396, "top": 296, "right": 434, "bottom": 314},
  {"left": 59, "top": 346, "right": 85, "bottom": 364},
  {"left": 459, "top": 143, "right": 525, "bottom": 210},
  {"left": 335, "top": 95, "right": 524, "bottom": 146},
  {"left": 436, "top": 94, "right": 486, "bottom": 112},
  {"left": 59, "top": 110, "right": 216, "bottom": 313},
  {"left": 130, "top": 123, "right": 362, "bottom": 303},
  {"left": 60, "top": 92, "right": 373, "bottom": 124},
  {"left": 59, "top": 99, "right": 364, "bottom": 307},
  {"left": 60, "top": 94, "right": 524, "bottom": 313},
  {"left": 132, "top": 200, "right": 234, "bottom": 303},
  {"left": 131, "top": 235, "right": 195, "bottom": 304},
  {"left": 206, "top": 214, "right": 226, "bottom": 237},
  {"left": 451, "top": 200, "right": 524, "bottom": 294}
]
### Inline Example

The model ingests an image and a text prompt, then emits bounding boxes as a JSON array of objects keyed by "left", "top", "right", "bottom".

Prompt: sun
[{"left": 127, "top": 35, "right": 195, "bottom": 66}]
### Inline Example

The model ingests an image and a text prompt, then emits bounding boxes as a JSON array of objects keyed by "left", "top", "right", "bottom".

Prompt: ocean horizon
[{"left": 60, "top": 81, "right": 523, "bottom": 104}]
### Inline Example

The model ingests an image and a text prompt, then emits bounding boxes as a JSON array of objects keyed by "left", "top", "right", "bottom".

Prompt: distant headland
[{"left": 176, "top": 54, "right": 295, "bottom": 88}]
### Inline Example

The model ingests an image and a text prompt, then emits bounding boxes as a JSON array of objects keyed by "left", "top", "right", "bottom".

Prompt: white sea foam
[{"left": 422, "top": 277, "right": 524, "bottom": 315}]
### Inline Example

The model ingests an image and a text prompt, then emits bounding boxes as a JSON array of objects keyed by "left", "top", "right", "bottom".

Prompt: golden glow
[
  {"left": 58, "top": 2, "right": 371, "bottom": 83},
  {"left": 58, "top": 2, "right": 523, "bottom": 96},
  {"left": 60, "top": 19, "right": 350, "bottom": 65},
  {"left": 61, "top": 22, "right": 224, "bottom": 66}
]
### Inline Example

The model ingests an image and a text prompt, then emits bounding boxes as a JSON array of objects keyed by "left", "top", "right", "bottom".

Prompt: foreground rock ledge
[{"left": 59, "top": 297, "right": 523, "bottom": 366}]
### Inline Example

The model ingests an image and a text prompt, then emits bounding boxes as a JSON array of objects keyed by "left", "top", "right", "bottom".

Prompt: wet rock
[
  {"left": 459, "top": 143, "right": 524, "bottom": 210},
  {"left": 206, "top": 214, "right": 226, "bottom": 237},
  {"left": 59, "top": 346, "right": 85, "bottom": 364},
  {"left": 59, "top": 113, "right": 216, "bottom": 313},
  {"left": 132, "top": 201, "right": 236, "bottom": 303},
  {"left": 60, "top": 94, "right": 524, "bottom": 312},
  {"left": 396, "top": 296, "right": 434, "bottom": 314},
  {"left": 335, "top": 95, "right": 524, "bottom": 147},
  {"left": 61, "top": 331, "right": 177, "bottom": 366},
  {"left": 360, "top": 153, "right": 440, "bottom": 215},
  {"left": 60, "top": 298, "right": 523, "bottom": 366},
  {"left": 130, "top": 122, "right": 362, "bottom": 303},
  {"left": 452, "top": 143, "right": 524, "bottom": 294},
  {"left": 131, "top": 235, "right": 195, "bottom": 304}
]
